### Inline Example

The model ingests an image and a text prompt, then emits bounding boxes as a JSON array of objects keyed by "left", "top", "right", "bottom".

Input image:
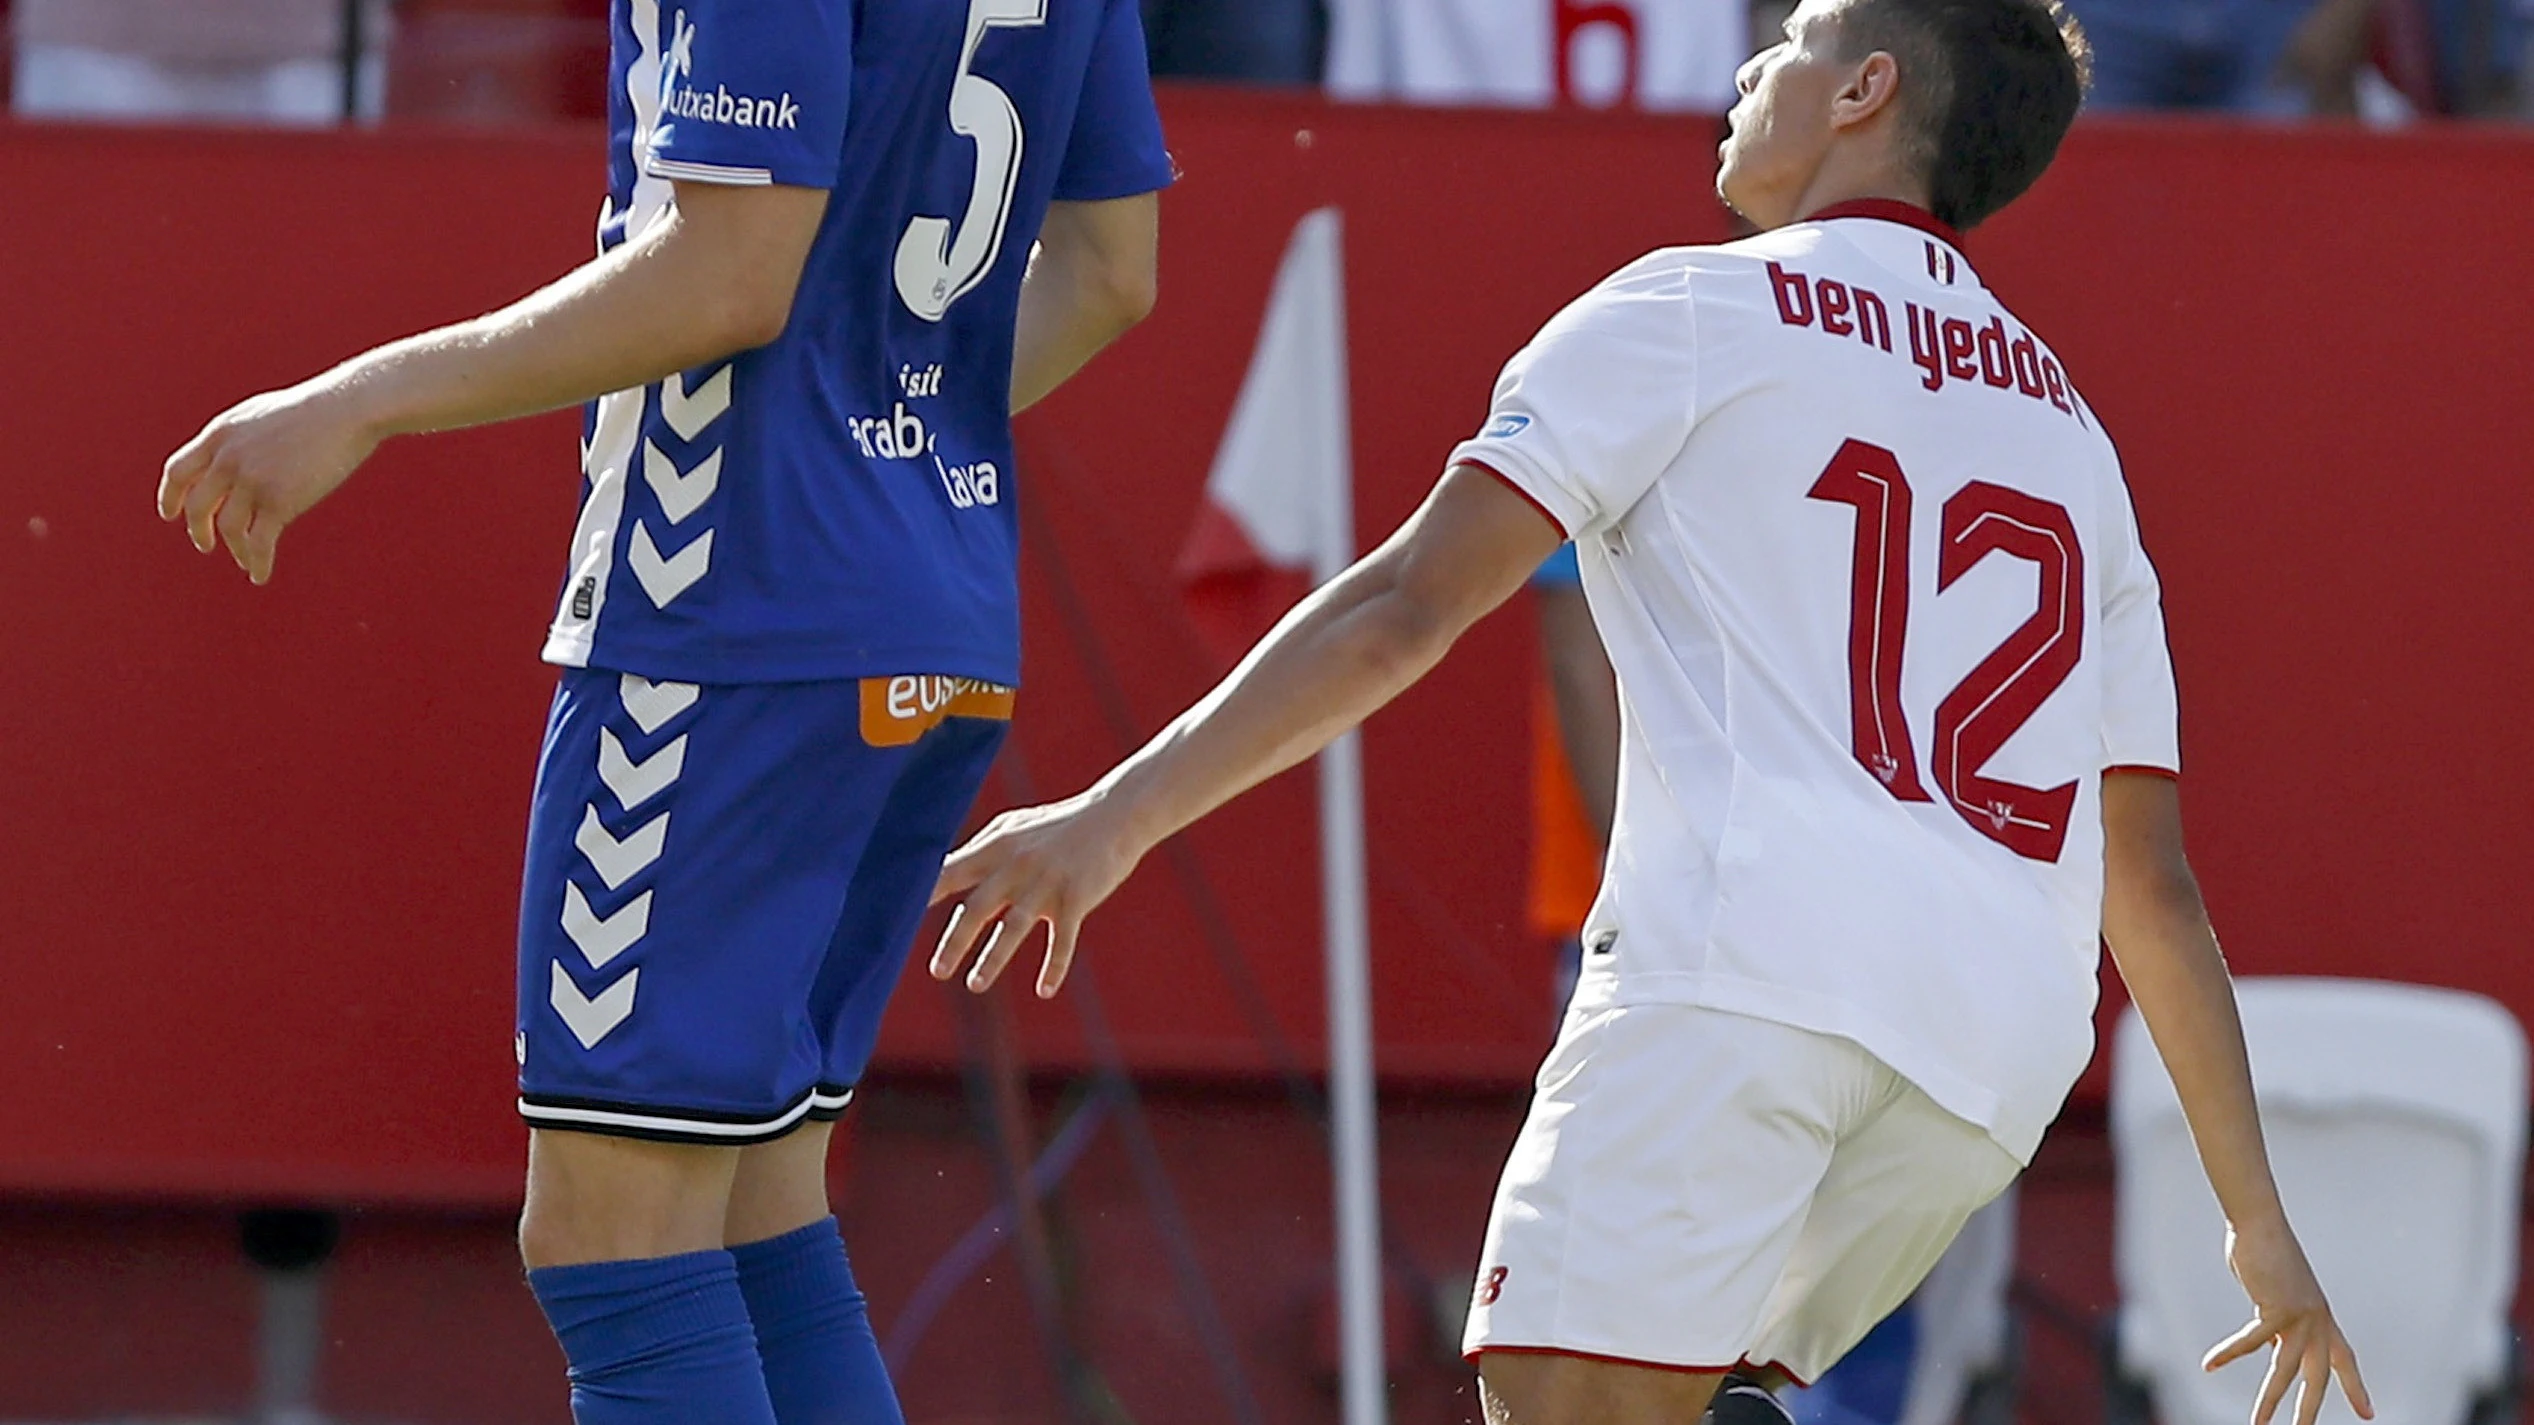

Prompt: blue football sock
[
  {"left": 731, "top": 1217, "right": 905, "bottom": 1425},
  {"left": 528, "top": 1249, "right": 780, "bottom": 1425}
]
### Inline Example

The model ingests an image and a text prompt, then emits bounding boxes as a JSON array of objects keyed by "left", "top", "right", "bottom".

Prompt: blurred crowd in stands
[{"left": 1, "top": 0, "right": 2524, "bottom": 125}]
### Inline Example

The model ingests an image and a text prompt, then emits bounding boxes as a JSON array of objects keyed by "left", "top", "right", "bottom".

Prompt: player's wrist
[
  {"left": 303, "top": 352, "right": 412, "bottom": 445},
  {"left": 1082, "top": 766, "right": 1178, "bottom": 860},
  {"left": 2223, "top": 1195, "right": 2298, "bottom": 1250}
]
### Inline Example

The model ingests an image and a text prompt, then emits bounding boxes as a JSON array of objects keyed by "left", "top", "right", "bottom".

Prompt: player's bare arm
[
  {"left": 929, "top": 463, "right": 1563, "bottom": 997},
  {"left": 156, "top": 179, "right": 828, "bottom": 585},
  {"left": 1012, "top": 191, "right": 1160, "bottom": 414},
  {"left": 2101, "top": 771, "right": 2373, "bottom": 1425}
]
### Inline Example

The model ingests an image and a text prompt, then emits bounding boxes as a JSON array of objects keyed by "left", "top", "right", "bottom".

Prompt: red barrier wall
[{"left": 6, "top": 95, "right": 2531, "bottom": 1205}]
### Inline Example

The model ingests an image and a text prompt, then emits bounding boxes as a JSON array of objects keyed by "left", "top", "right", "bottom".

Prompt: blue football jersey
[{"left": 542, "top": 0, "right": 1173, "bottom": 685}]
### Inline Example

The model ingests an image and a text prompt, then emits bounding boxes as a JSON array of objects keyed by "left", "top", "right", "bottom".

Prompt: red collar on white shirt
[{"left": 1802, "top": 198, "right": 1963, "bottom": 249}]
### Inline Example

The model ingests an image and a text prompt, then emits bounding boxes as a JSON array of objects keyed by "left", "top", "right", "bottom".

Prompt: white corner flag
[
  {"left": 1178, "top": 207, "right": 1356, "bottom": 648},
  {"left": 1173, "top": 207, "right": 1385, "bottom": 1425}
]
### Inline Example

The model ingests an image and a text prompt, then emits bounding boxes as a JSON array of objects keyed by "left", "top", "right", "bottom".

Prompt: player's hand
[
  {"left": 2203, "top": 1216, "right": 2372, "bottom": 1425},
  {"left": 928, "top": 791, "right": 1148, "bottom": 999},
  {"left": 158, "top": 379, "right": 381, "bottom": 585}
]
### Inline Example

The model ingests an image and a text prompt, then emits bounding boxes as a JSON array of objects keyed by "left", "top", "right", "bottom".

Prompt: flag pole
[
  {"left": 1320, "top": 730, "right": 1383, "bottom": 1425},
  {"left": 1298, "top": 207, "right": 1386, "bottom": 1425}
]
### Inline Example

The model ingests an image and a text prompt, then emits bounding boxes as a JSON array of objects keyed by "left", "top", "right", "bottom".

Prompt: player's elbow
[
  {"left": 1329, "top": 596, "right": 1451, "bottom": 696},
  {"left": 1113, "top": 260, "right": 1160, "bottom": 329},
  {"left": 661, "top": 180, "right": 826, "bottom": 355},
  {"left": 1368, "top": 568, "right": 1477, "bottom": 677},
  {"left": 1087, "top": 251, "right": 1157, "bottom": 336},
  {"left": 1042, "top": 191, "right": 1159, "bottom": 337},
  {"left": 701, "top": 280, "right": 797, "bottom": 353}
]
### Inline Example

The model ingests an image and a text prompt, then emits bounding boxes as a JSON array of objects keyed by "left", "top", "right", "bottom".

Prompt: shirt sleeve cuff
[
  {"left": 1052, "top": 158, "right": 1177, "bottom": 204},
  {"left": 644, "top": 139, "right": 841, "bottom": 189},
  {"left": 1450, "top": 439, "right": 1588, "bottom": 540},
  {"left": 645, "top": 154, "right": 777, "bottom": 186}
]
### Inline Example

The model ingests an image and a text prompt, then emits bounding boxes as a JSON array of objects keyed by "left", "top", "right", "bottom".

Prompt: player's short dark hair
[{"left": 1836, "top": 0, "right": 2092, "bottom": 230}]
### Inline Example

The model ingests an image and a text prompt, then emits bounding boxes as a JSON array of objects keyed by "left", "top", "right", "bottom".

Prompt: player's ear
[{"left": 1830, "top": 49, "right": 1904, "bottom": 132}]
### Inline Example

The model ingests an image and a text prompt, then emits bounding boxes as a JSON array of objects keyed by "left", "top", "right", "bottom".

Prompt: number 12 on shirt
[
  {"left": 896, "top": 0, "right": 1048, "bottom": 322},
  {"left": 1809, "top": 437, "right": 2085, "bottom": 864}
]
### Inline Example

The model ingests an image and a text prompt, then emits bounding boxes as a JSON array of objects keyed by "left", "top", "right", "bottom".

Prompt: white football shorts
[{"left": 1463, "top": 1002, "right": 2022, "bottom": 1385}]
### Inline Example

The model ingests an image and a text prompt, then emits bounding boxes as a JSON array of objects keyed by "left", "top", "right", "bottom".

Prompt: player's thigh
[
  {"left": 520, "top": 1127, "right": 742, "bottom": 1268},
  {"left": 515, "top": 671, "right": 902, "bottom": 1141},
  {"left": 1477, "top": 1350, "right": 1723, "bottom": 1425},
  {"left": 708, "top": 712, "right": 1006, "bottom": 1246},
  {"left": 805, "top": 712, "right": 1011, "bottom": 1097},
  {"left": 1465, "top": 1005, "right": 1858, "bottom": 1372},
  {"left": 1745, "top": 1073, "right": 2022, "bottom": 1384},
  {"left": 725, "top": 1119, "right": 837, "bottom": 1248}
]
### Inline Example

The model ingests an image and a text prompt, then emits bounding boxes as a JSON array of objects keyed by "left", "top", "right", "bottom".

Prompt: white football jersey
[{"left": 1454, "top": 202, "right": 2180, "bottom": 1162}]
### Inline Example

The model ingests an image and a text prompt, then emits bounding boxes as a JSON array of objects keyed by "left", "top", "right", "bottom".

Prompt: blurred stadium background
[{"left": 4, "top": 2, "right": 2532, "bottom": 1423}]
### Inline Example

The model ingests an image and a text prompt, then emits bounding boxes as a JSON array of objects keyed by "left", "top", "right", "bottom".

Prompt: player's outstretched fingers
[
  {"left": 2250, "top": 1324, "right": 2302, "bottom": 1425},
  {"left": 931, "top": 894, "right": 1005, "bottom": 982},
  {"left": 2331, "top": 1330, "right": 2373, "bottom": 1419},
  {"left": 966, "top": 897, "right": 1047, "bottom": 993},
  {"left": 2203, "top": 1314, "right": 2273, "bottom": 1373},
  {"left": 215, "top": 486, "right": 259, "bottom": 578},
  {"left": 241, "top": 518, "right": 282, "bottom": 586},
  {"left": 1035, "top": 909, "right": 1081, "bottom": 999},
  {"left": 2294, "top": 1343, "right": 2332, "bottom": 1425},
  {"left": 183, "top": 462, "right": 232, "bottom": 555},
  {"left": 159, "top": 436, "right": 211, "bottom": 522}
]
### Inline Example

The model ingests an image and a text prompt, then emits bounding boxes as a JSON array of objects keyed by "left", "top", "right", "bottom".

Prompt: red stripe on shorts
[{"left": 1467, "top": 1345, "right": 1816, "bottom": 1388}]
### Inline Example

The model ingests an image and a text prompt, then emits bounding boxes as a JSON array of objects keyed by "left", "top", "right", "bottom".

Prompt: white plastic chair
[{"left": 2109, "top": 977, "right": 2528, "bottom": 1425}]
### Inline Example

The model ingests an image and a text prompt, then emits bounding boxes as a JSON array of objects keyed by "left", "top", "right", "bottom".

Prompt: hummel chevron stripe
[
  {"left": 629, "top": 521, "right": 712, "bottom": 607},
  {"left": 660, "top": 366, "right": 732, "bottom": 442},
  {"left": 550, "top": 961, "right": 639, "bottom": 1049},
  {"left": 618, "top": 674, "right": 699, "bottom": 734},
  {"left": 642, "top": 440, "right": 723, "bottom": 525},
  {"left": 561, "top": 881, "right": 652, "bottom": 970},
  {"left": 575, "top": 804, "right": 669, "bottom": 890},
  {"left": 598, "top": 728, "right": 686, "bottom": 810}
]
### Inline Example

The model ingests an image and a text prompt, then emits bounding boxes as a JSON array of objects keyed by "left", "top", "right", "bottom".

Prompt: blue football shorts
[{"left": 514, "top": 668, "right": 1011, "bottom": 1144}]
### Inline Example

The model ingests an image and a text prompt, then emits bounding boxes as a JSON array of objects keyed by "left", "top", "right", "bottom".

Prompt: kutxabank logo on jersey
[{"left": 655, "top": 9, "right": 802, "bottom": 134}]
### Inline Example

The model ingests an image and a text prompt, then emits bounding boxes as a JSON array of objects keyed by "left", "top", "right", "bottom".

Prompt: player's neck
[{"left": 1776, "top": 153, "right": 1934, "bottom": 232}]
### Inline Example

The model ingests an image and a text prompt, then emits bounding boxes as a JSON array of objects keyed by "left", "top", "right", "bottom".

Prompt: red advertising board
[{"left": 4, "top": 95, "right": 2529, "bottom": 1204}]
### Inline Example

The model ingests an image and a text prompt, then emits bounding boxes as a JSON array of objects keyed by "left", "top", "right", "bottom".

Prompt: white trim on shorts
[{"left": 518, "top": 1083, "right": 856, "bottom": 1145}]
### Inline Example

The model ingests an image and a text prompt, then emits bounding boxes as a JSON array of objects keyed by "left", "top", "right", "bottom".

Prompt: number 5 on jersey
[
  {"left": 896, "top": 0, "right": 1048, "bottom": 322},
  {"left": 1810, "top": 437, "right": 2085, "bottom": 864}
]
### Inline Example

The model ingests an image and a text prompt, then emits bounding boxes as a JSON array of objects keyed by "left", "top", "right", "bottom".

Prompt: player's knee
[
  {"left": 516, "top": 1185, "right": 615, "bottom": 1271},
  {"left": 517, "top": 1189, "right": 714, "bottom": 1270},
  {"left": 516, "top": 1201, "right": 574, "bottom": 1272}
]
